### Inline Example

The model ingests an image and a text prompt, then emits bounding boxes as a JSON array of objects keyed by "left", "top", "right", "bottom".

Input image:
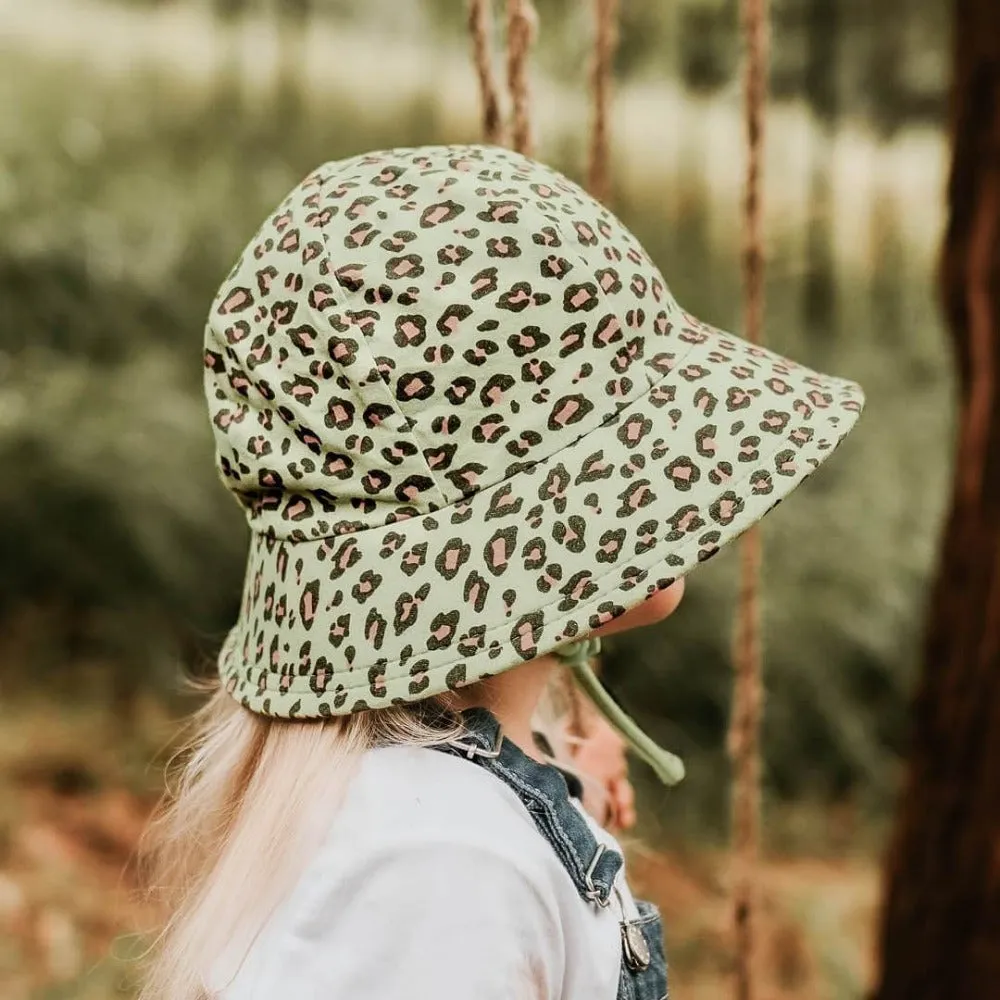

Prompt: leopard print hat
[{"left": 204, "top": 144, "right": 864, "bottom": 728}]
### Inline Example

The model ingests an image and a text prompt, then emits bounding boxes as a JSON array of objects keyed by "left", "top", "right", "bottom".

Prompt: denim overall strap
[{"left": 435, "top": 707, "right": 623, "bottom": 908}]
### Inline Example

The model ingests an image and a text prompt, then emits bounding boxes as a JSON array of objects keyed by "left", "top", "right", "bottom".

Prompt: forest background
[{"left": 0, "top": 1, "right": 953, "bottom": 997}]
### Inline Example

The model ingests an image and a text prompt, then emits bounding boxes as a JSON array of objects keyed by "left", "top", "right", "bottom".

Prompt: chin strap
[{"left": 553, "top": 637, "right": 686, "bottom": 787}]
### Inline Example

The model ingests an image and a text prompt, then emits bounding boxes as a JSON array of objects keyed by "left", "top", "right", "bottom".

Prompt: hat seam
[
  {"left": 315, "top": 172, "right": 452, "bottom": 512},
  {"left": 227, "top": 408, "right": 852, "bottom": 696}
]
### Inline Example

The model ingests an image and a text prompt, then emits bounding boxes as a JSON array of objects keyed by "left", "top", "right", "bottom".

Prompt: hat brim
[{"left": 219, "top": 317, "right": 863, "bottom": 717}]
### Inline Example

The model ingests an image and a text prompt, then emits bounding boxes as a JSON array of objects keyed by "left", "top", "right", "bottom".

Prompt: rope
[
  {"left": 730, "top": 0, "right": 769, "bottom": 999},
  {"left": 588, "top": 0, "right": 620, "bottom": 204},
  {"left": 467, "top": 0, "right": 505, "bottom": 146},
  {"left": 505, "top": 0, "right": 538, "bottom": 157}
]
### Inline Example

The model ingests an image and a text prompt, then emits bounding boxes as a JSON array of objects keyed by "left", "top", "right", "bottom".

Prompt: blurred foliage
[
  {"left": 120, "top": 0, "right": 949, "bottom": 130},
  {"left": 405, "top": 0, "right": 946, "bottom": 132},
  {"left": 0, "top": 0, "right": 954, "bottom": 837}
]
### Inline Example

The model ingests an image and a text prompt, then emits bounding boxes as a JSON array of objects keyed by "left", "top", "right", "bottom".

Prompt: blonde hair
[
  {"left": 138, "top": 683, "right": 466, "bottom": 1000},
  {"left": 138, "top": 673, "right": 606, "bottom": 1000}
]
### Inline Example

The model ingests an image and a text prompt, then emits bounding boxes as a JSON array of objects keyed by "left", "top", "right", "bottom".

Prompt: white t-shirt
[{"left": 216, "top": 744, "right": 640, "bottom": 1000}]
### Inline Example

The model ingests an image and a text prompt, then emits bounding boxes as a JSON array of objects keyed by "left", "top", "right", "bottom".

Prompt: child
[{"left": 141, "top": 144, "right": 863, "bottom": 1000}]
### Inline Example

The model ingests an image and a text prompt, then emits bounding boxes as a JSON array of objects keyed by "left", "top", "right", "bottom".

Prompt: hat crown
[{"left": 204, "top": 145, "right": 688, "bottom": 540}]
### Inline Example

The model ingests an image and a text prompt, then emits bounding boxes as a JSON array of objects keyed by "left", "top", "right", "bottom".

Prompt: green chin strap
[{"left": 553, "top": 637, "right": 686, "bottom": 787}]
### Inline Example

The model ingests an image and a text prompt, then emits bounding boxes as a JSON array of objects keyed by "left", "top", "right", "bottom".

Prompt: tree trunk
[
  {"left": 802, "top": 0, "right": 837, "bottom": 339},
  {"left": 874, "top": 2, "right": 1000, "bottom": 997},
  {"left": 275, "top": 0, "right": 311, "bottom": 122}
]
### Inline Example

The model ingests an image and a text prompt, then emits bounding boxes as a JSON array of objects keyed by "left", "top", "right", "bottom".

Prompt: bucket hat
[{"left": 205, "top": 144, "right": 863, "bottom": 770}]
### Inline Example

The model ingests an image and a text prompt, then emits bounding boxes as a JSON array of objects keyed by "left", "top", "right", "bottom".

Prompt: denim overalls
[{"left": 433, "top": 708, "right": 669, "bottom": 1000}]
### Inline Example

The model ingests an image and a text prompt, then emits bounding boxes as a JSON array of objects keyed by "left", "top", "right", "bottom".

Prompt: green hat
[{"left": 204, "top": 145, "right": 863, "bottom": 764}]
